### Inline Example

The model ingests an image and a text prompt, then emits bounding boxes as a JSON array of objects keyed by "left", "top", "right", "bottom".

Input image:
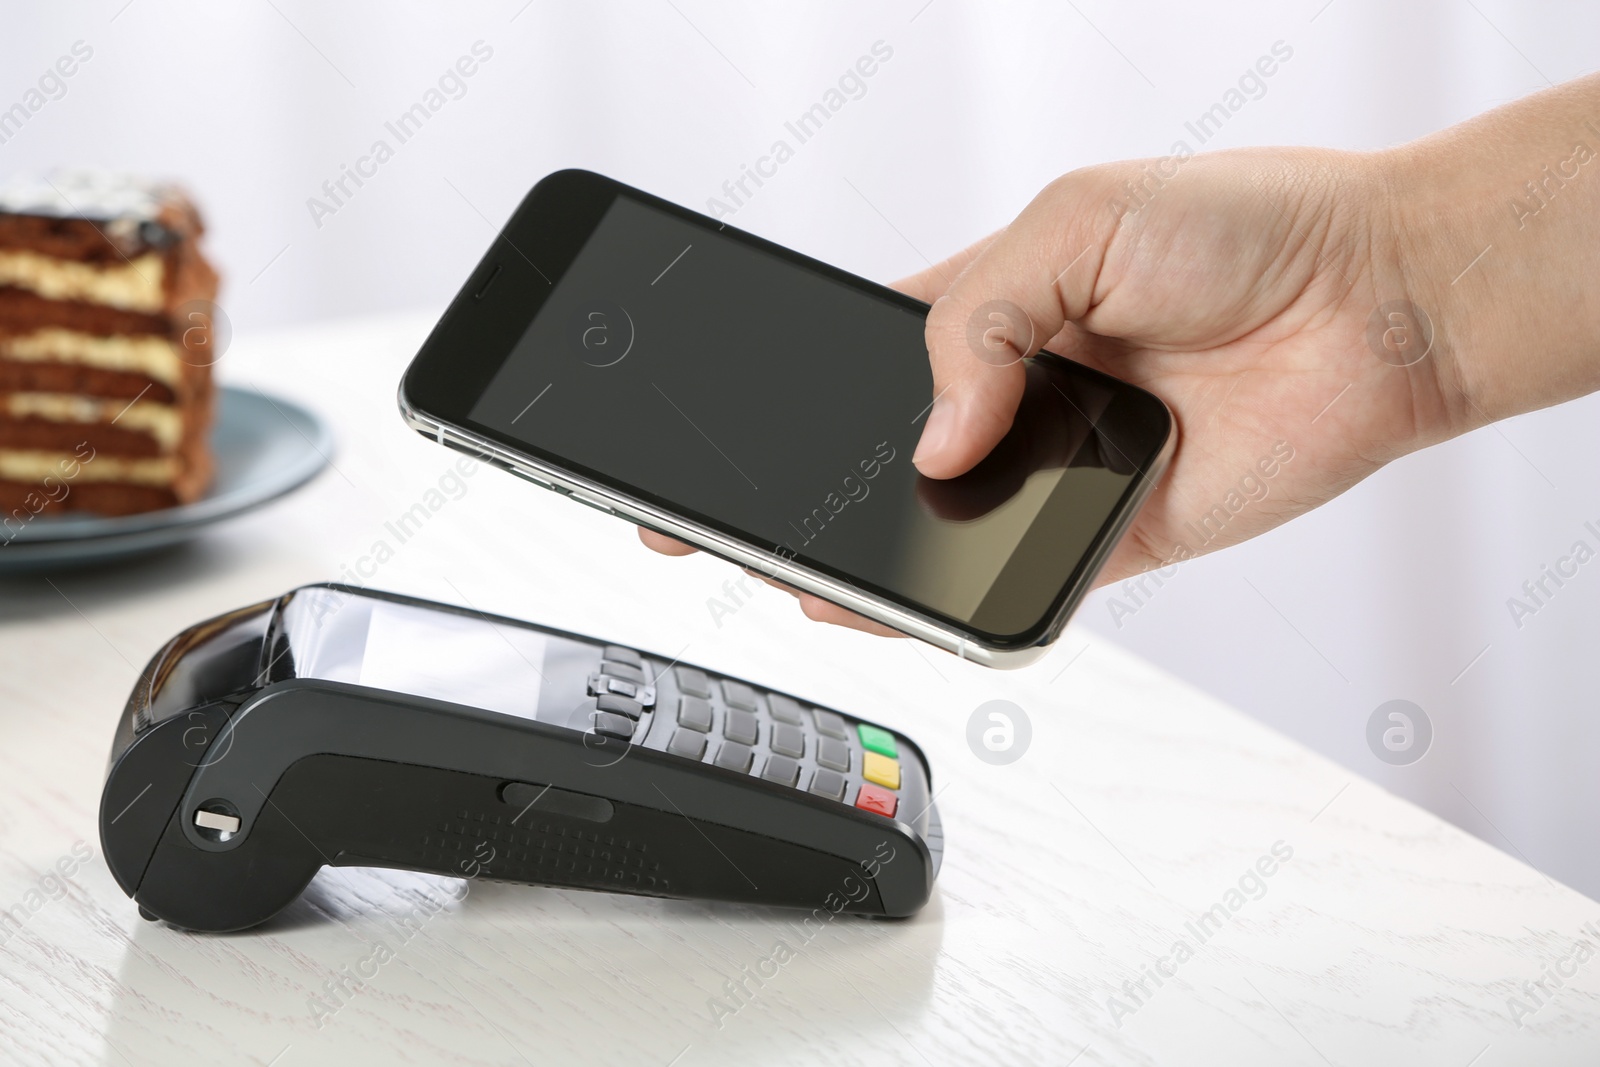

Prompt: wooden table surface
[{"left": 3, "top": 314, "right": 1598, "bottom": 1066}]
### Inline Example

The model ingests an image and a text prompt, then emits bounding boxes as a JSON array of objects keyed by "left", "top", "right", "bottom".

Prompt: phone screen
[{"left": 465, "top": 194, "right": 1159, "bottom": 638}]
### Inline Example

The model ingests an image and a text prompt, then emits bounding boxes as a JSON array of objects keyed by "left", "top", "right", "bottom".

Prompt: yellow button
[{"left": 862, "top": 751, "right": 900, "bottom": 790}]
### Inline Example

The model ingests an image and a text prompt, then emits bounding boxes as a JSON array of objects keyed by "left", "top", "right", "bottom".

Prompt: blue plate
[{"left": 0, "top": 386, "right": 333, "bottom": 571}]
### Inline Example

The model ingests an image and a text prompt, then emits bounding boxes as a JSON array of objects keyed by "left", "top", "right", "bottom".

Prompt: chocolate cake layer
[
  {"left": 0, "top": 172, "right": 219, "bottom": 517},
  {"left": 0, "top": 480, "right": 185, "bottom": 519},
  {"left": 0, "top": 233, "right": 217, "bottom": 316},
  {"left": 0, "top": 373, "right": 215, "bottom": 509},
  {"left": 0, "top": 253, "right": 221, "bottom": 402},
  {"left": 0, "top": 357, "right": 181, "bottom": 404},
  {"left": 0, "top": 429, "right": 212, "bottom": 503},
  {"left": 0, "top": 321, "right": 217, "bottom": 402},
  {"left": 0, "top": 284, "right": 169, "bottom": 337},
  {"left": 0, "top": 417, "right": 166, "bottom": 457},
  {"left": 0, "top": 388, "right": 211, "bottom": 458}
]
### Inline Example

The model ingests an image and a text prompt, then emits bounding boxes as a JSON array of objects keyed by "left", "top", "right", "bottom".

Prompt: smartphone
[{"left": 399, "top": 170, "right": 1173, "bottom": 668}]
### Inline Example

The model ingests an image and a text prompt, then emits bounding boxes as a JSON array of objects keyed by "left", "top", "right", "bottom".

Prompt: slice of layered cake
[{"left": 0, "top": 172, "right": 219, "bottom": 522}]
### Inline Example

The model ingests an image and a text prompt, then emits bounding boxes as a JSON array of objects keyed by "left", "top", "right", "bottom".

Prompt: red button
[{"left": 854, "top": 783, "right": 898, "bottom": 818}]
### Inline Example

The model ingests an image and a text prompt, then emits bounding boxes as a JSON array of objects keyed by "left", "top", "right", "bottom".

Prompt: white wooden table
[{"left": 3, "top": 314, "right": 1599, "bottom": 1066}]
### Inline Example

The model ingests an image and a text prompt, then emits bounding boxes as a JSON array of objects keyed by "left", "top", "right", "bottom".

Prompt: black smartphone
[{"left": 399, "top": 170, "right": 1173, "bottom": 668}]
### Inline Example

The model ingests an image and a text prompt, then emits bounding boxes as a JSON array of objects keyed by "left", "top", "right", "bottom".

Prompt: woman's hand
[{"left": 642, "top": 74, "right": 1600, "bottom": 635}]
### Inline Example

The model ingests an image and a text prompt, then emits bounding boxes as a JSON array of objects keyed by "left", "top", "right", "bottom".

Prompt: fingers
[
  {"left": 1094, "top": 528, "right": 1156, "bottom": 589},
  {"left": 637, "top": 527, "right": 698, "bottom": 556},
  {"left": 914, "top": 171, "right": 1120, "bottom": 480},
  {"left": 795, "top": 593, "right": 906, "bottom": 637},
  {"left": 888, "top": 231, "right": 1002, "bottom": 303},
  {"left": 751, "top": 570, "right": 908, "bottom": 637},
  {"left": 636, "top": 530, "right": 905, "bottom": 636}
]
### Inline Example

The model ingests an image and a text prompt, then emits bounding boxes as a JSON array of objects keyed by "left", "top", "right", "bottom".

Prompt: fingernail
[{"left": 913, "top": 397, "right": 956, "bottom": 471}]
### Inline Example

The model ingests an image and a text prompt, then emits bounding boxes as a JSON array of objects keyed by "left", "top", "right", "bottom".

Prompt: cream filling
[
  {"left": 0, "top": 329, "right": 185, "bottom": 389},
  {"left": 0, "top": 392, "right": 182, "bottom": 451},
  {"left": 0, "top": 249, "right": 166, "bottom": 312},
  {"left": 0, "top": 449, "right": 174, "bottom": 487}
]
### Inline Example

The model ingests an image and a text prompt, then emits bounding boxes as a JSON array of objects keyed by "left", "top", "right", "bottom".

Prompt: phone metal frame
[{"left": 398, "top": 392, "right": 1175, "bottom": 670}]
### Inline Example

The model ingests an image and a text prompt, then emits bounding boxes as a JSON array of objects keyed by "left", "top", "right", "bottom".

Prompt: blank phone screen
[{"left": 467, "top": 195, "right": 1154, "bottom": 638}]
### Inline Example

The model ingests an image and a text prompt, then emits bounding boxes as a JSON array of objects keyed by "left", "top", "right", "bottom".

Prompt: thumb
[
  {"left": 887, "top": 231, "right": 999, "bottom": 304},
  {"left": 913, "top": 172, "right": 1118, "bottom": 479}
]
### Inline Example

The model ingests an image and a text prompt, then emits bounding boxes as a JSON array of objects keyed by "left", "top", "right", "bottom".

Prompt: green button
[{"left": 857, "top": 723, "right": 898, "bottom": 758}]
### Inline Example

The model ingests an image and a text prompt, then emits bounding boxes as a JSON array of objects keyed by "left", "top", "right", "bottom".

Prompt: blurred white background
[{"left": 5, "top": 0, "right": 1599, "bottom": 894}]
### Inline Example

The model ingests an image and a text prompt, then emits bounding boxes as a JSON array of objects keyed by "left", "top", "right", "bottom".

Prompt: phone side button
[
  {"left": 473, "top": 263, "right": 503, "bottom": 299},
  {"left": 502, "top": 464, "right": 553, "bottom": 491},
  {"left": 570, "top": 492, "right": 614, "bottom": 516}
]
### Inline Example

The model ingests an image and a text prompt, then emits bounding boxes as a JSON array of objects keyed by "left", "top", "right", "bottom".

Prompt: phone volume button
[
  {"left": 506, "top": 466, "right": 553, "bottom": 491},
  {"left": 571, "top": 492, "right": 614, "bottom": 516}
]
